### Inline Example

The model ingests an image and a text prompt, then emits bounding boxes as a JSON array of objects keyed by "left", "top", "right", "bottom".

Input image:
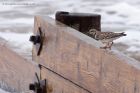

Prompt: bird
[{"left": 86, "top": 29, "right": 126, "bottom": 49}]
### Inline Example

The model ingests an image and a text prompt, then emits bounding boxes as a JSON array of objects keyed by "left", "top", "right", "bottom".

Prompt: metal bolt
[{"left": 29, "top": 35, "right": 41, "bottom": 45}]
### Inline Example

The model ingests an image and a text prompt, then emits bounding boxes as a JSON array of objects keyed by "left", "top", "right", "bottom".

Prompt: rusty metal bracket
[
  {"left": 29, "top": 27, "right": 45, "bottom": 56},
  {"left": 29, "top": 73, "right": 47, "bottom": 93},
  {"left": 29, "top": 64, "right": 47, "bottom": 93}
]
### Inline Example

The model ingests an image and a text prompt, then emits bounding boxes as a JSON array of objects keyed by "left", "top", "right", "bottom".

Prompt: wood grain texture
[
  {"left": 41, "top": 67, "right": 90, "bottom": 93},
  {"left": 0, "top": 39, "right": 38, "bottom": 92},
  {"left": 33, "top": 16, "right": 140, "bottom": 93}
]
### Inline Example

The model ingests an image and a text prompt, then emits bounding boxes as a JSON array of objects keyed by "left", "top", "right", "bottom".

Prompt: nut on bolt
[{"left": 29, "top": 35, "right": 41, "bottom": 45}]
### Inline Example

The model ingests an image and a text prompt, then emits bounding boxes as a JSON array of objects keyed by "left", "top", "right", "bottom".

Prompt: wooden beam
[
  {"left": 41, "top": 67, "right": 90, "bottom": 93},
  {"left": 0, "top": 38, "right": 92, "bottom": 93},
  {"left": 0, "top": 39, "right": 37, "bottom": 92},
  {"left": 33, "top": 16, "right": 140, "bottom": 93}
]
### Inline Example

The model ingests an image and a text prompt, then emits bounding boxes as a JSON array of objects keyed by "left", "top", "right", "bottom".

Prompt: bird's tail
[
  {"left": 113, "top": 32, "right": 126, "bottom": 38},
  {"left": 121, "top": 32, "right": 127, "bottom": 36}
]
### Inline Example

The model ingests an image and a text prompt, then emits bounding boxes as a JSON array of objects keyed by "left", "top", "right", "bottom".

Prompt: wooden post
[
  {"left": 55, "top": 11, "right": 101, "bottom": 32},
  {"left": 32, "top": 16, "right": 140, "bottom": 93}
]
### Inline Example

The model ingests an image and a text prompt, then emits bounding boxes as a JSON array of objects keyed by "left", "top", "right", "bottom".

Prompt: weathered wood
[
  {"left": 55, "top": 11, "right": 101, "bottom": 32},
  {"left": 0, "top": 39, "right": 37, "bottom": 92},
  {"left": 41, "top": 67, "right": 90, "bottom": 93},
  {"left": 33, "top": 16, "right": 140, "bottom": 93}
]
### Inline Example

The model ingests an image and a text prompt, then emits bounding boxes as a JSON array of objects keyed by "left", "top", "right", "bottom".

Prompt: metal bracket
[
  {"left": 29, "top": 27, "right": 45, "bottom": 56},
  {"left": 29, "top": 73, "right": 47, "bottom": 93},
  {"left": 29, "top": 64, "right": 47, "bottom": 93}
]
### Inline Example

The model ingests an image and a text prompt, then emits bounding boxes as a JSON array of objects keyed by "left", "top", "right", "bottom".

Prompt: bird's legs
[
  {"left": 100, "top": 42, "right": 110, "bottom": 49},
  {"left": 108, "top": 42, "right": 113, "bottom": 50},
  {"left": 100, "top": 42, "right": 113, "bottom": 50}
]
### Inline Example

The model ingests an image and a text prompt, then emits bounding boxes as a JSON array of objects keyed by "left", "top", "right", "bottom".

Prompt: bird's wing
[{"left": 97, "top": 32, "right": 125, "bottom": 40}]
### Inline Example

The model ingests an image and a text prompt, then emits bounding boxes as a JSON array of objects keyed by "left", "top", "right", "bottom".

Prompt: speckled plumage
[{"left": 86, "top": 29, "right": 126, "bottom": 49}]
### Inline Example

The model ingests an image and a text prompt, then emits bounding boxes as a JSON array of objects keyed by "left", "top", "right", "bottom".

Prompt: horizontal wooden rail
[{"left": 33, "top": 16, "right": 140, "bottom": 93}]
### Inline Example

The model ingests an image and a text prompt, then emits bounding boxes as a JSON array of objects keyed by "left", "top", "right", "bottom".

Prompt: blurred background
[{"left": 0, "top": 0, "right": 140, "bottom": 92}]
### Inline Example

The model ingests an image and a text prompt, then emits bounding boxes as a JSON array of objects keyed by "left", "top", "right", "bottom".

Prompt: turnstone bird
[{"left": 86, "top": 29, "right": 126, "bottom": 49}]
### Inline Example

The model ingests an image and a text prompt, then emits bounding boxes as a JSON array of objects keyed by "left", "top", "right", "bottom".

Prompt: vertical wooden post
[{"left": 55, "top": 11, "right": 101, "bottom": 33}]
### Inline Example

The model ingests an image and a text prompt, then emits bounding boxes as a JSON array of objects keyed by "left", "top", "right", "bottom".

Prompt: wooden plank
[
  {"left": 0, "top": 39, "right": 37, "bottom": 93},
  {"left": 0, "top": 38, "right": 91, "bottom": 93},
  {"left": 41, "top": 67, "right": 90, "bottom": 93},
  {"left": 33, "top": 16, "right": 140, "bottom": 93}
]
